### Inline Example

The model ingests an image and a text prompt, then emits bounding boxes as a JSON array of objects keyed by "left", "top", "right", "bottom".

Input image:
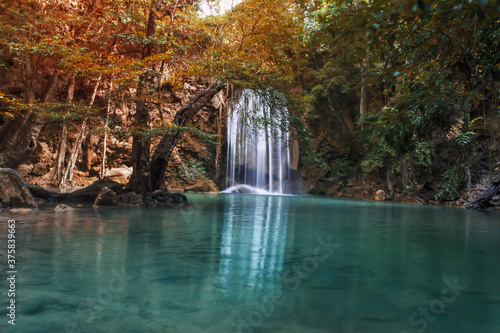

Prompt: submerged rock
[
  {"left": 145, "top": 191, "right": 188, "bottom": 207},
  {"left": 93, "top": 187, "right": 118, "bottom": 207},
  {"left": 119, "top": 191, "right": 188, "bottom": 208},
  {"left": 54, "top": 204, "right": 73, "bottom": 211},
  {"left": 0, "top": 168, "right": 37, "bottom": 208}
]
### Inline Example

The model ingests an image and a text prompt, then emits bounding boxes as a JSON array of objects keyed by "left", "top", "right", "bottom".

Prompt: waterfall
[{"left": 225, "top": 90, "right": 298, "bottom": 194}]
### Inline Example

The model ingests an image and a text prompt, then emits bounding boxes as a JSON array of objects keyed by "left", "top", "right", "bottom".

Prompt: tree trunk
[
  {"left": 59, "top": 76, "right": 101, "bottom": 187},
  {"left": 359, "top": 56, "right": 369, "bottom": 118},
  {"left": 126, "top": 4, "right": 158, "bottom": 193},
  {"left": 81, "top": 132, "right": 95, "bottom": 172},
  {"left": 54, "top": 76, "right": 76, "bottom": 182},
  {"left": 100, "top": 83, "right": 113, "bottom": 179},
  {"left": 54, "top": 125, "right": 68, "bottom": 181},
  {"left": 147, "top": 83, "right": 223, "bottom": 192},
  {"left": 127, "top": 71, "right": 154, "bottom": 193}
]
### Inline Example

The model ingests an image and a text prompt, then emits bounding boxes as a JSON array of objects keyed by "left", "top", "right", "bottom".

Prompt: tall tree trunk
[
  {"left": 100, "top": 82, "right": 113, "bottom": 179},
  {"left": 146, "top": 83, "right": 223, "bottom": 192},
  {"left": 81, "top": 132, "right": 95, "bottom": 172},
  {"left": 337, "top": 107, "right": 362, "bottom": 154},
  {"left": 54, "top": 76, "right": 76, "bottom": 182},
  {"left": 59, "top": 76, "right": 101, "bottom": 187},
  {"left": 359, "top": 56, "right": 369, "bottom": 118},
  {"left": 127, "top": 4, "right": 158, "bottom": 193}
]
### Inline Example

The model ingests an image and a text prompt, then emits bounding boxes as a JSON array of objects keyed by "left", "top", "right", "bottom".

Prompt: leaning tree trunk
[{"left": 147, "top": 83, "right": 223, "bottom": 192}]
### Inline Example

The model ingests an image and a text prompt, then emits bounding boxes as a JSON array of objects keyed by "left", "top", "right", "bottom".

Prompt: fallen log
[
  {"left": 2, "top": 168, "right": 187, "bottom": 208},
  {"left": 26, "top": 179, "right": 125, "bottom": 203},
  {"left": 466, "top": 177, "right": 500, "bottom": 210}
]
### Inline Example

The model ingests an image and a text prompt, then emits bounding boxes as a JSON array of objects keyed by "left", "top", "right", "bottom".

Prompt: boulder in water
[
  {"left": 93, "top": 187, "right": 119, "bottom": 207},
  {"left": 120, "top": 192, "right": 145, "bottom": 207},
  {"left": 54, "top": 204, "right": 73, "bottom": 211}
]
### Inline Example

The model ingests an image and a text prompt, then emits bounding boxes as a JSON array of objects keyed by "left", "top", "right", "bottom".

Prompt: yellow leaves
[
  {"left": 469, "top": 117, "right": 484, "bottom": 130},
  {"left": 192, "top": 0, "right": 307, "bottom": 90}
]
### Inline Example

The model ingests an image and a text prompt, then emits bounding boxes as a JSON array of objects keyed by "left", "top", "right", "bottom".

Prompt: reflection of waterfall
[
  {"left": 225, "top": 90, "right": 300, "bottom": 194},
  {"left": 218, "top": 195, "right": 289, "bottom": 294}
]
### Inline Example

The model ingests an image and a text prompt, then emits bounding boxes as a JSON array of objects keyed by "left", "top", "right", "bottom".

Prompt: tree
[
  {"left": 310, "top": 0, "right": 499, "bottom": 196},
  {"left": 126, "top": 0, "right": 312, "bottom": 192},
  {"left": 0, "top": 0, "right": 312, "bottom": 193}
]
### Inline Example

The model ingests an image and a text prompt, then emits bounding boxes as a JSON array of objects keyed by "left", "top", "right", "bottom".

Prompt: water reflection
[
  {"left": 218, "top": 195, "right": 290, "bottom": 295},
  {"left": 1, "top": 196, "right": 500, "bottom": 332}
]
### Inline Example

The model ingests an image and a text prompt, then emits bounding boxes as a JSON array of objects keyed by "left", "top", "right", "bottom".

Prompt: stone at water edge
[
  {"left": 0, "top": 168, "right": 37, "bottom": 208},
  {"left": 374, "top": 189, "right": 387, "bottom": 201},
  {"left": 184, "top": 180, "right": 219, "bottom": 193},
  {"left": 54, "top": 204, "right": 73, "bottom": 211},
  {"left": 93, "top": 187, "right": 119, "bottom": 207},
  {"left": 120, "top": 192, "right": 145, "bottom": 207}
]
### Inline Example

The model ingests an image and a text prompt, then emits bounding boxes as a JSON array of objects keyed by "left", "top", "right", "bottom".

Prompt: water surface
[{"left": 1, "top": 194, "right": 499, "bottom": 332}]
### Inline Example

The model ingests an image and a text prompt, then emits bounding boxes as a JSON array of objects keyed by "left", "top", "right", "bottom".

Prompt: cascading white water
[{"left": 225, "top": 90, "right": 294, "bottom": 194}]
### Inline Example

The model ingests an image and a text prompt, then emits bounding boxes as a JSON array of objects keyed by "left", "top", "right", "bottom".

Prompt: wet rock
[
  {"left": 0, "top": 168, "right": 37, "bottom": 208},
  {"left": 169, "top": 193, "right": 188, "bottom": 206},
  {"left": 146, "top": 191, "right": 187, "bottom": 207},
  {"left": 374, "top": 189, "right": 386, "bottom": 201},
  {"left": 184, "top": 180, "right": 219, "bottom": 193},
  {"left": 120, "top": 192, "right": 145, "bottom": 207},
  {"left": 54, "top": 204, "right": 73, "bottom": 211},
  {"left": 93, "top": 187, "right": 118, "bottom": 207}
]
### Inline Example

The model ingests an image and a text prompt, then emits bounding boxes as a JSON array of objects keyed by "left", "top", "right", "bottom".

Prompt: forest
[{"left": 0, "top": 0, "right": 499, "bottom": 207}]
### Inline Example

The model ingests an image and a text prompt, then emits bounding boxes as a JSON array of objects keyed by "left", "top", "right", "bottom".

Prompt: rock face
[
  {"left": 0, "top": 168, "right": 37, "bottom": 208},
  {"left": 104, "top": 166, "right": 133, "bottom": 184},
  {"left": 184, "top": 180, "right": 219, "bottom": 193},
  {"left": 374, "top": 189, "right": 386, "bottom": 201},
  {"left": 93, "top": 187, "right": 119, "bottom": 207}
]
